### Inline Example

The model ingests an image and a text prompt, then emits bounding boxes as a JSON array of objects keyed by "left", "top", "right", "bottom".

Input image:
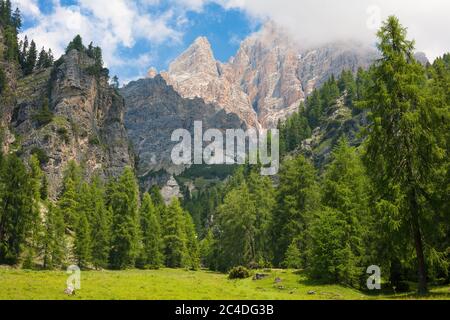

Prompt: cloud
[
  {"left": 12, "top": 0, "right": 41, "bottom": 19},
  {"left": 19, "top": 0, "right": 181, "bottom": 69},
  {"left": 214, "top": 0, "right": 450, "bottom": 60}
]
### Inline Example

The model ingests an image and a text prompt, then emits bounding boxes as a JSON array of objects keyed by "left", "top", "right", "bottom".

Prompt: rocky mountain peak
[{"left": 168, "top": 36, "right": 218, "bottom": 78}]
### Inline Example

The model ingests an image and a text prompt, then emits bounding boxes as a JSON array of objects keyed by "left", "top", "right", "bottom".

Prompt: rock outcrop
[
  {"left": 121, "top": 75, "right": 245, "bottom": 184},
  {"left": 161, "top": 37, "right": 259, "bottom": 129},
  {"left": 5, "top": 49, "right": 134, "bottom": 197}
]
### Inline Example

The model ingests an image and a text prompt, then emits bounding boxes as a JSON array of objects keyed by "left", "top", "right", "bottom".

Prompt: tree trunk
[{"left": 410, "top": 189, "right": 428, "bottom": 295}]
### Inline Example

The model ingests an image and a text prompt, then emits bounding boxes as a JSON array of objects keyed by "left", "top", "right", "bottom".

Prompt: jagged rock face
[
  {"left": 160, "top": 22, "right": 377, "bottom": 129},
  {"left": 9, "top": 49, "right": 133, "bottom": 197},
  {"left": 161, "top": 37, "right": 260, "bottom": 129},
  {"left": 297, "top": 42, "right": 378, "bottom": 95},
  {"left": 225, "top": 22, "right": 305, "bottom": 128},
  {"left": 121, "top": 75, "right": 245, "bottom": 180}
]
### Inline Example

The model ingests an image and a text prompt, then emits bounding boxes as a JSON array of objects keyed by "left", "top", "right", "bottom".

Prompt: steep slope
[
  {"left": 3, "top": 48, "right": 134, "bottom": 196},
  {"left": 121, "top": 75, "right": 245, "bottom": 190},
  {"left": 161, "top": 37, "right": 259, "bottom": 128}
]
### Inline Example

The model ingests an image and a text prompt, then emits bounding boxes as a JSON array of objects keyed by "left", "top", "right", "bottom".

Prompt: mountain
[
  {"left": 161, "top": 37, "right": 259, "bottom": 129},
  {"left": 121, "top": 75, "right": 245, "bottom": 194},
  {"left": 1, "top": 45, "right": 134, "bottom": 197},
  {"left": 159, "top": 22, "right": 377, "bottom": 129}
]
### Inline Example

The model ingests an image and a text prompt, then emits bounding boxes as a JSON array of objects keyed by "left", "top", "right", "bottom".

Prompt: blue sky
[
  {"left": 14, "top": 0, "right": 260, "bottom": 84},
  {"left": 13, "top": 0, "right": 450, "bottom": 84}
]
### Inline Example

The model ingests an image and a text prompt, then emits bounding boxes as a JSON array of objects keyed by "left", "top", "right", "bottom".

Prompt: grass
[{"left": 0, "top": 268, "right": 449, "bottom": 300}]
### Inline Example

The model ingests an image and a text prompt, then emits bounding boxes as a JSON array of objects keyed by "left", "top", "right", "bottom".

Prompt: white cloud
[
  {"left": 214, "top": 0, "right": 450, "bottom": 61},
  {"left": 12, "top": 0, "right": 41, "bottom": 18},
  {"left": 19, "top": 0, "right": 181, "bottom": 69}
]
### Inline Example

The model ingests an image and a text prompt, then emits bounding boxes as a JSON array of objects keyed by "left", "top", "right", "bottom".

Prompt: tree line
[{"left": 0, "top": 154, "right": 200, "bottom": 270}]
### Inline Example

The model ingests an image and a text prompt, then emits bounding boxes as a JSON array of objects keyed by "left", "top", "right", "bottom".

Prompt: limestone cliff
[{"left": 1, "top": 48, "right": 134, "bottom": 197}]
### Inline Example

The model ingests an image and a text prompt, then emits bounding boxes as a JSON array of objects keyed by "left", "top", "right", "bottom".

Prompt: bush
[
  {"left": 57, "top": 127, "right": 70, "bottom": 143},
  {"left": 228, "top": 266, "right": 251, "bottom": 280},
  {"left": 33, "top": 99, "right": 53, "bottom": 127},
  {"left": 31, "top": 147, "right": 49, "bottom": 165}
]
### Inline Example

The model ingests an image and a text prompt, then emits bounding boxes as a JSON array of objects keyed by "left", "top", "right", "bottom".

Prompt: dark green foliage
[
  {"left": 41, "top": 203, "right": 66, "bottom": 269},
  {"left": 66, "top": 35, "right": 84, "bottom": 53},
  {"left": 184, "top": 212, "right": 200, "bottom": 270},
  {"left": 279, "top": 104, "right": 311, "bottom": 156},
  {"left": 0, "top": 154, "right": 33, "bottom": 264},
  {"left": 74, "top": 212, "right": 91, "bottom": 269},
  {"left": 30, "top": 147, "right": 49, "bottom": 165},
  {"left": 109, "top": 167, "right": 140, "bottom": 269},
  {"left": 137, "top": 193, "right": 163, "bottom": 269},
  {"left": 0, "top": 67, "right": 6, "bottom": 95},
  {"left": 89, "top": 177, "right": 111, "bottom": 269},
  {"left": 308, "top": 139, "right": 370, "bottom": 287},
  {"left": 36, "top": 47, "right": 54, "bottom": 69},
  {"left": 162, "top": 198, "right": 187, "bottom": 268},
  {"left": 0, "top": 1, "right": 20, "bottom": 63},
  {"left": 270, "top": 156, "right": 320, "bottom": 266},
  {"left": 23, "top": 40, "right": 37, "bottom": 75},
  {"left": 212, "top": 169, "right": 275, "bottom": 272},
  {"left": 32, "top": 98, "right": 53, "bottom": 127},
  {"left": 361, "top": 16, "right": 448, "bottom": 294},
  {"left": 228, "top": 266, "right": 251, "bottom": 279}
]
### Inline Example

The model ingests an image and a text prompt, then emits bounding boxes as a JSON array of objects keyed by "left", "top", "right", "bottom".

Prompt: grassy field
[{"left": 0, "top": 268, "right": 449, "bottom": 300}]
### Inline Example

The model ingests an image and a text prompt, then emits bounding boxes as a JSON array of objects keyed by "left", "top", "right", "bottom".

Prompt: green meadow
[{"left": 0, "top": 268, "right": 449, "bottom": 300}]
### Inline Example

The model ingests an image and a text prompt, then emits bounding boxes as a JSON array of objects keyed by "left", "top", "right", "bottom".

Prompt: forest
[{"left": 0, "top": 0, "right": 449, "bottom": 297}]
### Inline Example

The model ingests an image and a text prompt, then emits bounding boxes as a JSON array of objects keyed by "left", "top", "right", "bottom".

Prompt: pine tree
[
  {"left": 310, "top": 138, "right": 370, "bottom": 287},
  {"left": 90, "top": 176, "right": 111, "bottom": 269},
  {"left": 109, "top": 167, "right": 140, "bottom": 269},
  {"left": 214, "top": 182, "right": 257, "bottom": 271},
  {"left": 24, "top": 40, "right": 37, "bottom": 75},
  {"left": 283, "top": 240, "right": 302, "bottom": 269},
  {"left": 58, "top": 177, "right": 78, "bottom": 228},
  {"left": 66, "top": 35, "right": 84, "bottom": 53},
  {"left": 74, "top": 212, "right": 91, "bottom": 269},
  {"left": 41, "top": 203, "right": 66, "bottom": 269},
  {"left": 137, "top": 193, "right": 163, "bottom": 269},
  {"left": 362, "top": 16, "right": 445, "bottom": 294},
  {"left": 163, "top": 198, "right": 188, "bottom": 268},
  {"left": 270, "top": 156, "right": 320, "bottom": 266},
  {"left": 0, "top": 154, "right": 33, "bottom": 264},
  {"left": 184, "top": 212, "right": 200, "bottom": 270},
  {"left": 26, "top": 155, "right": 44, "bottom": 268}
]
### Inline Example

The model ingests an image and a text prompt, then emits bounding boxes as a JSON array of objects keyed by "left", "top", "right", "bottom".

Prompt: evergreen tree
[
  {"left": 270, "top": 156, "right": 320, "bottom": 266},
  {"left": 362, "top": 16, "right": 445, "bottom": 294},
  {"left": 309, "top": 138, "right": 370, "bottom": 287},
  {"left": 24, "top": 40, "right": 37, "bottom": 75},
  {"left": 163, "top": 198, "right": 188, "bottom": 268},
  {"left": 214, "top": 182, "right": 257, "bottom": 271},
  {"left": 184, "top": 211, "right": 200, "bottom": 270},
  {"left": 41, "top": 203, "right": 66, "bottom": 269},
  {"left": 109, "top": 168, "right": 140, "bottom": 269},
  {"left": 89, "top": 176, "right": 111, "bottom": 269},
  {"left": 283, "top": 240, "right": 302, "bottom": 269},
  {"left": 137, "top": 193, "right": 163, "bottom": 269},
  {"left": 58, "top": 177, "right": 78, "bottom": 228},
  {"left": 66, "top": 35, "right": 84, "bottom": 53},
  {"left": 0, "top": 154, "right": 33, "bottom": 264},
  {"left": 74, "top": 212, "right": 91, "bottom": 269}
]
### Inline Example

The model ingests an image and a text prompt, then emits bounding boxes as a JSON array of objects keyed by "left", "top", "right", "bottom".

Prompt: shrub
[
  {"left": 228, "top": 266, "right": 251, "bottom": 280},
  {"left": 31, "top": 147, "right": 49, "bottom": 165},
  {"left": 33, "top": 99, "right": 53, "bottom": 127},
  {"left": 57, "top": 127, "right": 70, "bottom": 143}
]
